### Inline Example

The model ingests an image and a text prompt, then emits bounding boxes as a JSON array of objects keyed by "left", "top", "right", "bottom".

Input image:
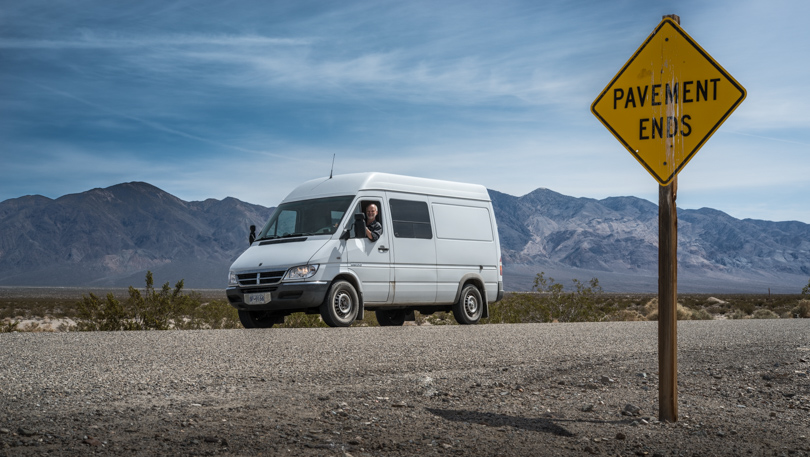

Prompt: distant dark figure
[{"left": 249, "top": 225, "right": 256, "bottom": 245}]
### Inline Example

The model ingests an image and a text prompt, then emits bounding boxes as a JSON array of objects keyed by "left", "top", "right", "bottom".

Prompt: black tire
[
  {"left": 238, "top": 310, "right": 283, "bottom": 328},
  {"left": 376, "top": 309, "right": 406, "bottom": 326},
  {"left": 320, "top": 280, "right": 359, "bottom": 327},
  {"left": 453, "top": 284, "right": 483, "bottom": 325}
]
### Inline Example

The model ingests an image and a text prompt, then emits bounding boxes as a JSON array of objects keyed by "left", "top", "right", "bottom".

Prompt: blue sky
[{"left": 2, "top": 0, "right": 808, "bottom": 223}]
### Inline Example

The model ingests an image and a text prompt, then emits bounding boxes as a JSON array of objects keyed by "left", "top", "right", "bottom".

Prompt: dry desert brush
[{"left": 76, "top": 271, "right": 240, "bottom": 331}]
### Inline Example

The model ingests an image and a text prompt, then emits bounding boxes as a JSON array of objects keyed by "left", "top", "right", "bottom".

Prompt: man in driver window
[{"left": 364, "top": 203, "right": 383, "bottom": 241}]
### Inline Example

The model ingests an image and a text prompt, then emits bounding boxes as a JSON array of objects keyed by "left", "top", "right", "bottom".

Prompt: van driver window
[
  {"left": 390, "top": 199, "right": 433, "bottom": 239},
  {"left": 360, "top": 201, "right": 383, "bottom": 241}
]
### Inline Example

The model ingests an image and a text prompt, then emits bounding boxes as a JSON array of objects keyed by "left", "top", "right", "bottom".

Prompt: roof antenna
[{"left": 329, "top": 154, "right": 335, "bottom": 179}]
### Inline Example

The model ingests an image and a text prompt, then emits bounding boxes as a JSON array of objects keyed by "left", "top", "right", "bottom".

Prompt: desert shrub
[
  {"left": 277, "top": 312, "right": 328, "bottom": 328},
  {"left": 76, "top": 271, "right": 239, "bottom": 331},
  {"left": 752, "top": 309, "right": 779, "bottom": 319},
  {"left": 730, "top": 300, "right": 755, "bottom": 316},
  {"left": 0, "top": 319, "right": 20, "bottom": 333},
  {"left": 425, "top": 311, "right": 455, "bottom": 325},
  {"left": 76, "top": 292, "right": 139, "bottom": 331},
  {"left": 792, "top": 300, "right": 810, "bottom": 318},
  {"left": 691, "top": 308, "right": 714, "bottom": 320},
  {"left": 605, "top": 309, "right": 646, "bottom": 321},
  {"left": 644, "top": 299, "right": 697, "bottom": 321},
  {"left": 486, "top": 292, "right": 546, "bottom": 324},
  {"left": 126, "top": 272, "right": 197, "bottom": 330},
  {"left": 176, "top": 300, "right": 241, "bottom": 330},
  {"left": 485, "top": 273, "right": 604, "bottom": 323},
  {"left": 802, "top": 279, "right": 810, "bottom": 296},
  {"left": 728, "top": 309, "right": 750, "bottom": 319}
]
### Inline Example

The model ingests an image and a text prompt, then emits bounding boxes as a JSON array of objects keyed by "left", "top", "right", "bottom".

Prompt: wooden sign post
[
  {"left": 659, "top": 168, "right": 678, "bottom": 421},
  {"left": 591, "top": 14, "right": 746, "bottom": 422}
]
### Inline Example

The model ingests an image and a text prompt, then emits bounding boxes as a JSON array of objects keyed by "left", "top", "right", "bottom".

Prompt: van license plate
[{"left": 245, "top": 293, "right": 270, "bottom": 305}]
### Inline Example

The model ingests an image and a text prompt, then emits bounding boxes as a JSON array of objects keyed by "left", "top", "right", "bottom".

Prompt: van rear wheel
[
  {"left": 453, "top": 285, "right": 483, "bottom": 325},
  {"left": 376, "top": 309, "right": 406, "bottom": 326},
  {"left": 320, "top": 280, "right": 359, "bottom": 327},
  {"left": 238, "top": 310, "right": 283, "bottom": 328}
]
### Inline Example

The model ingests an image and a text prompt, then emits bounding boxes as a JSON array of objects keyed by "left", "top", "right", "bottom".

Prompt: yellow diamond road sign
[{"left": 591, "top": 18, "right": 746, "bottom": 185}]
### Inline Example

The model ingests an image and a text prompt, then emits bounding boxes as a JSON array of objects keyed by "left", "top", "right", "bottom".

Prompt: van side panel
[{"left": 430, "top": 198, "right": 499, "bottom": 303}]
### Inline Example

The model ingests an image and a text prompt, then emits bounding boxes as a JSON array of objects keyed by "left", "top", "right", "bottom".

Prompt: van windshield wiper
[{"left": 279, "top": 233, "right": 306, "bottom": 238}]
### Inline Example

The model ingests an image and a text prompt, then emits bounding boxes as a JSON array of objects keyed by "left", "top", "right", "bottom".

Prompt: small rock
[
  {"left": 622, "top": 404, "right": 641, "bottom": 416},
  {"left": 582, "top": 404, "right": 595, "bottom": 412},
  {"left": 615, "top": 432, "right": 626, "bottom": 440},
  {"left": 17, "top": 427, "right": 36, "bottom": 437},
  {"left": 82, "top": 436, "right": 102, "bottom": 447},
  {"left": 0, "top": 428, "right": 10, "bottom": 434},
  {"left": 348, "top": 437, "right": 362, "bottom": 445},
  {"left": 600, "top": 375, "right": 615, "bottom": 384},
  {"left": 392, "top": 401, "right": 407, "bottom": 408},
  {"left": 717, "top": 431, "right": 726, "bottom": 437}
]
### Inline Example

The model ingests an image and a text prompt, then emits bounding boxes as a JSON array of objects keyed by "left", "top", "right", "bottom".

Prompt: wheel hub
[
  {"left": 464, "top": 294, "right": 479, "bottom": 315},
  {"left": 334, "top": 291, "right": 352, "bottom": 316}
]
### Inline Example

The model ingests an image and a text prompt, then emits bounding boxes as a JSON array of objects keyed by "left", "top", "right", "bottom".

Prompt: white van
[{"left": 226, "top": 172, "right": 503, "bottom": 327}]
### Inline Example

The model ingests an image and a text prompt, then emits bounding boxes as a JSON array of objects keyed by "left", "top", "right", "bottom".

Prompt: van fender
[
  {"left": 453, "top": 273, "right": 489, "bottom": 319},
  {"left": 334, "top": 269, "right": 365, "bottom": 321}
]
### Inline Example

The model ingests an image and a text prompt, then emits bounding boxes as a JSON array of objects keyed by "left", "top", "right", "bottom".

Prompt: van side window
[{"left": 390, "top": 199, "right": 432, "bottom": 239}]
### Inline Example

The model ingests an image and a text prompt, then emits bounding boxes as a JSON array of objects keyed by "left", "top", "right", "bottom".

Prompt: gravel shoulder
[{"left": 1, "top": 320, "right": 809, "bottom": 456}]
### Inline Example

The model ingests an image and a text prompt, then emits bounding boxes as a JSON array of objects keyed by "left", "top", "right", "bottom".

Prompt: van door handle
[{"left": 378, "top": 245, "right": 389, "bottom": 252}]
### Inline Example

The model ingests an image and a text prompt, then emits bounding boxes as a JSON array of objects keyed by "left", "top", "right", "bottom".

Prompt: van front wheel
[
  {"left": 321, "top": 280, "right": 359, "bottom": 327},
  {"left": 453, "top": 285, "right": 483, "bottom": 325}
]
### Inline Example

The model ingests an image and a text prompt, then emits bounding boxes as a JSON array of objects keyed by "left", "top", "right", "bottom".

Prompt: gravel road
[{"left": 2, "top": 320, "right": 809, "bottom": 456}]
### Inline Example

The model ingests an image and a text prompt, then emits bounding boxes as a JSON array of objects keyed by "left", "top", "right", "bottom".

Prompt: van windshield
[{"left": 257, "top": 195, "right": 355, "bottom": 240}]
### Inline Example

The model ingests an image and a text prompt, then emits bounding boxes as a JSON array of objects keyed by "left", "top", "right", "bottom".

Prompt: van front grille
[{"left": 237, "top": 270, "right": 285, "bottom": 286}]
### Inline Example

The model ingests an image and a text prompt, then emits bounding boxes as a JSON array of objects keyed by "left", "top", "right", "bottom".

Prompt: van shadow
[{"left": 426, "top": 408, "right": 634, "bottom": 437}]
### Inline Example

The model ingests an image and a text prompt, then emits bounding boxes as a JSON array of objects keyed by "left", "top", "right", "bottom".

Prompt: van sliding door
[{"left": 387, "top": 194, "right": 437, "bottom": 303}]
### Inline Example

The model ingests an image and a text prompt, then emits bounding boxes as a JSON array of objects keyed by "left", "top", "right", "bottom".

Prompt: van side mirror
[
  {"left": 353, "top": 213, "right": 366, "bottom": 239},
  {"left": 339, "top": 229, "right": 350, "bottom": 240},
  {"left": 249, "top": 225, "right": 256, "bottom": 245}
]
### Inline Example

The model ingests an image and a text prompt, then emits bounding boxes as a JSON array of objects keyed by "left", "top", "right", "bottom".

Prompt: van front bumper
[{"left": 226, "top": 281, "right": 330, "bottom": 311}]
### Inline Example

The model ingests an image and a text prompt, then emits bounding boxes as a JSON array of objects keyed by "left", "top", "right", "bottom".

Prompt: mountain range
[{"left": 1, "top": 182, "right": 808, "bottom": 293}]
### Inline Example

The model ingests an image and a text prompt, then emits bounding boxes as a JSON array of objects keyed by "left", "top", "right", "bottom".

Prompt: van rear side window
[{"left": 390, "top": 199, "right": 432, "bottom": 239}]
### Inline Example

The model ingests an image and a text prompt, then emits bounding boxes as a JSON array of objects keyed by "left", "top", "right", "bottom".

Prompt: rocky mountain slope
[
  {"left": 0, "top": 182, "right": 808, "bottom": 292},
  {"left": 0, "top": 182, "right": 272, "bottom": 288},
  {"left": 491, "top": 188, "right": 810, "bottom": 293}
]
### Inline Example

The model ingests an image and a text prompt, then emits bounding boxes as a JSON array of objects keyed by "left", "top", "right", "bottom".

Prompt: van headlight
[
  {"left": 284, "top": 264, "right": 319, "bottom": 281},
  {"left": 228, "top": 271, "right": 238, "bottom": 286}
]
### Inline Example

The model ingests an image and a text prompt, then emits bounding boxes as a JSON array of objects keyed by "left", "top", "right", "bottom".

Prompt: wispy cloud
[{"left": 0, "top": 34, "right": 311, "bottom": 49}]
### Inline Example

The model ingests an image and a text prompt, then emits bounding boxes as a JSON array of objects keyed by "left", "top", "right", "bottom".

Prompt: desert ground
[{"left": 1, "top": 318, "right": 808, "bottom": 456}]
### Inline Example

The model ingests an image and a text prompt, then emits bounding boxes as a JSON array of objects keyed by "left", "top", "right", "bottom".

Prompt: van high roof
[{"left": 282, "top": 172, "right": 491, "bottom": 203}]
